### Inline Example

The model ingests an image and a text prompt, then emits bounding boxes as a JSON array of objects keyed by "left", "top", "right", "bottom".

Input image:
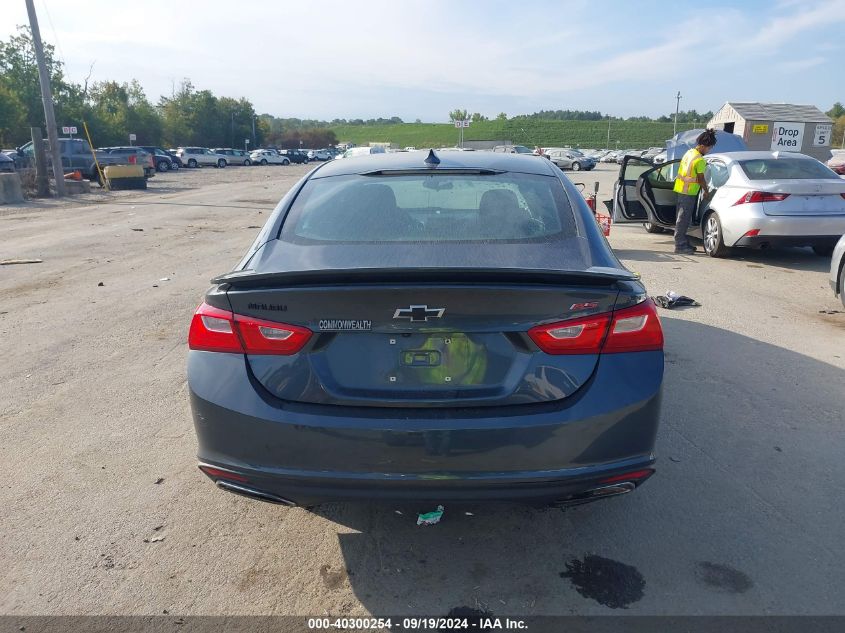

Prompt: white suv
[
  {"left": 176, "top": 147, "right": 228, "bottom": 168},
  {"left": 249, "top": 150, "right": 290, "bottom": 166}
]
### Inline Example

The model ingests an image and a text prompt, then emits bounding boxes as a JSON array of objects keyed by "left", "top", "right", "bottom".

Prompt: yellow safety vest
[{"left": 673, "top": 148, "right": 705, "bottom": 196}]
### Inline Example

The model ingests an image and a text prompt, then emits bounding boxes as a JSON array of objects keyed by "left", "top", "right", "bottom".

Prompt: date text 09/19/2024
[{"left": 306, "top": 617, "right": 528, "bottom": 630}]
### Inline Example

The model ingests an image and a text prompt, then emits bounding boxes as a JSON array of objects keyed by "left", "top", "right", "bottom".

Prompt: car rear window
[
  {"left": 280, "top": 173, "right": 577, "bottom": 243},
  {"left": 739, "top": 158, "right": 838, "bottom": 180}
]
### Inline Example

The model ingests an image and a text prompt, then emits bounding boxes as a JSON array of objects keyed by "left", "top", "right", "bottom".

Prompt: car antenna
[{"left": 424, "top": 149, "right": 440, "bottom": 166}]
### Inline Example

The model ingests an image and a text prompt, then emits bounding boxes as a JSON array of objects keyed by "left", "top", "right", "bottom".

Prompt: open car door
[
  {"left": 633, "top": 160, "right": 682, "bottom": 228},
  {"left": 611, "top": 156, "right": 657, "bottom": 223}
]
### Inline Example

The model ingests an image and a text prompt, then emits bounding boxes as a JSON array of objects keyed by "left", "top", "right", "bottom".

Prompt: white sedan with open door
[{"left": 612, "top": 151, "right": 845, "bottom": 257}]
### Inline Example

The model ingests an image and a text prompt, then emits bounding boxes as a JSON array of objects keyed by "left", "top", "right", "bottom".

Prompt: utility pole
[
  {"left": 252, "top": 115, "right": 257, "bottom": 147},
  {"left": 230, "top": 112, "right": 235, "bottom": 148},
  {"left": 673, "top": 91, "right": 682, "bottom": 137},
  {"left": 606, "top": 118, "right": 611, "bottom": 150},
  {"left": 25, "top": 0, "right": 65, "bottom": 197},
  {"left": 30, "top": 128, "right": 49, "bottom": 197}
]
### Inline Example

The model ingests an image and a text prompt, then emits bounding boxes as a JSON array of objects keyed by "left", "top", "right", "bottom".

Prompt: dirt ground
[{"left": 1, "top": 162, "right": 844, "bottom": 618}]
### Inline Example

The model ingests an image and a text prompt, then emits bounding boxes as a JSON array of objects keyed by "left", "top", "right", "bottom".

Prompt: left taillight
[
  {"left": 188, "top": 302, "right": 311, "bottom": 355},
  {"left": 733, "top": 191, "right": 790, "bottom": 205},
  {"left": 234, "top": 313, "right": 312, "bottom": 355},
  {"left": 189, "top": 303, "right": 244, "bottom": 353}
]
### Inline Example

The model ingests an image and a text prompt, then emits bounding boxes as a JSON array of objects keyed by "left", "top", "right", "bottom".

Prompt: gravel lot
[{"left": 1, "top": 162, "right": 844, "bottom": 617}]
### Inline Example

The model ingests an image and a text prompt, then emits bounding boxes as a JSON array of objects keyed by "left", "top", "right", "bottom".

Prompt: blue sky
[{"left": 1, "top": 0, "right": 843, "bottom": 121}]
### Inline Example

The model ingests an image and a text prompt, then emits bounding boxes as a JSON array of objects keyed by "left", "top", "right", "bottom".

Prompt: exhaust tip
[
  {"left": 554, "top": 481, "right": 637, "bottom": 507},
  {"left": 215, "top": 480, "right": 297, "bottom": 506}
]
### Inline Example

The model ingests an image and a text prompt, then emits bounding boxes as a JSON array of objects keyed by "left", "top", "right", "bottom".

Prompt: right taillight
[
  {"left": 188, "top": 302, "right": 312, "bottom": 355},
  {"left": 528, "top": 299, "right": 663, "bottom": 355},
  {"left": 602, "top": 299, "right": 664, "bottom": 353},
  {"left": 733, "top": 191, "right": 790, "bottom": 205}
]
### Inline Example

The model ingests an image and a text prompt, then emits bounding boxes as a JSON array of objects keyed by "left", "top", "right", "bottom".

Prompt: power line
[{"left": 38, "top": 0, "right": 65, "bottom": 68}]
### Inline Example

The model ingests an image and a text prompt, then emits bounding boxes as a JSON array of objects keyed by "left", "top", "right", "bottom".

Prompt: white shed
[{"left": 708, "top": 102, "right": 833, "bottom": 161}]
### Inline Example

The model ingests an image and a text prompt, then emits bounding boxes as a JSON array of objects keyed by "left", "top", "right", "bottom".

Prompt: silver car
[
  {"left": 545, "top": 148, "right": 595, "bottom": 171},
  {"left": 830, "top": 234, "right": 845, "bottom": 307},
  {"left": 214, "top": 148, "right": 253, "bottom": 166},
  {"left": 612, "top": 151, "right": 845, "bottom": 257},
  {"left": 176, "top": 147, "right": 228, "bottom": 168}
]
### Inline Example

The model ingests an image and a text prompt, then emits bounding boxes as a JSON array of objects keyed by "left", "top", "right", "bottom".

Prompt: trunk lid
[
  {"left": 759, "top": 180, "right": 845, "bottom": 216},
  {"left": 226, "top": 278, "right": 622, "bottom": 408}
]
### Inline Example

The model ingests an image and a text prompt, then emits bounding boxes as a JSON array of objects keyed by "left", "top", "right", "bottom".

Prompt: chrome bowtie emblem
[{"left": 393, "top": 305, "right": 445, "bottom": 322}]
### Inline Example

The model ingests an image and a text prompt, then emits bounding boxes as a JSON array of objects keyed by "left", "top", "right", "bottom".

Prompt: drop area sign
[{"left": 770, "top": 122, "right": 805, "bottom": 151}]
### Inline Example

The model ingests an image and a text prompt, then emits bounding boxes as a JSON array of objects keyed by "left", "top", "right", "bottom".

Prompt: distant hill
[{"left": 330, "top": 119, "right": 706, "bottom": 149}]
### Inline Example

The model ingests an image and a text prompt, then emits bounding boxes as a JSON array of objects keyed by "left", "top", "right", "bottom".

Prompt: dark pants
[{"left": 675, "top": 194, "right": 696, "bottom": 249}]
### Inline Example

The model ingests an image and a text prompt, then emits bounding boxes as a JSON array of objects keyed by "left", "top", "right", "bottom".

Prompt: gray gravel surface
[{"left": 1, "top": 163, "right": 843, "bottom": 616}]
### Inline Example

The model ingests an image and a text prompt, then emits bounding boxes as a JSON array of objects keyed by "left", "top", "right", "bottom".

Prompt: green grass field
[{"left": 330, "top": 119, "right": 705, "bottom": 149}]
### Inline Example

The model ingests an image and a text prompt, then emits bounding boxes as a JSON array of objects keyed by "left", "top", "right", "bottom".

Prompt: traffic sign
[
  {"left": 62, "top": 126, "right": 77, "bottom": 135},
  {"left": 129, "top": 133, "right": 137, "bottom": 141},
  {"left": 813, "top": 124, "right": 832, "bottom": 147}
]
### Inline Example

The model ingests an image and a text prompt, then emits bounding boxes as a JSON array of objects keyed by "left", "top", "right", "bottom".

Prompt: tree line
[
  {"left": 3, "top": 26, "right": 841, "bottom": 150},
  {"left": 0, "top": 27, "right": 337, "bottom": 150}
]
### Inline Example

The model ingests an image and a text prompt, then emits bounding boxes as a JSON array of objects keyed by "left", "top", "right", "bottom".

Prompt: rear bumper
[
  {"left": 200, "top": 460, "right": 655, "bottom": 506},
  {"left": 722, "top": 210, "right": 845, "bottom": 249},
  {"left": 733, "top": 234, "right": 841, "bottom": 249},
  {"left": 188, "top": 350, "right": 663, "bottom": 505}
]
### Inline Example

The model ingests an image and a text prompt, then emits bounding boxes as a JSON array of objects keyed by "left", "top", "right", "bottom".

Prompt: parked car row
[
  {"left": 160, "top": 146, "right": 339, "bottom": 168},
  {"left": 0, "top": 140, "right": 351, "bottom": 180},
  {"left": 592, "top": 148, "right": 664, "bottom": 164},
  {"left": 2, "top": 138, "right": 139, "bottom": 181}
]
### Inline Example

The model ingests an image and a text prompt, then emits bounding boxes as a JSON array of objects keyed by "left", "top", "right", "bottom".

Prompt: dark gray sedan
[
  {"left": 545, "top": 148, "right": 596, "bottom": 171},
  {"left": 187, "top": 150, "right": 664, "bottom": 508}
]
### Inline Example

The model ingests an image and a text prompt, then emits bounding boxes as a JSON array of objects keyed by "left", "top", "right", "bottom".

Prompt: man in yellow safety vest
[{"left": 672, "top": 128, "right": 717, "bottom": 254}]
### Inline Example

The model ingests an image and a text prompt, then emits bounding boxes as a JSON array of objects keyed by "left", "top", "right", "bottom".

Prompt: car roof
[
  {"left": 708, "top": 151, "right": 818, "bottom": 163},
  {"left": 313, "top": 149, "right": 558, "bottom": 177}
]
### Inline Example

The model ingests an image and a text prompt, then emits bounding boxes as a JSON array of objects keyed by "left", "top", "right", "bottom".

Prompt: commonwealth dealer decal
[{"left": 318, "top": 319, "right": 372, "bottom": 331}]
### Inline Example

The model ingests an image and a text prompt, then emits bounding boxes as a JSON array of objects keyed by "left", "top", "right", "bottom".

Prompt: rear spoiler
[{"left": 212, "top": 266, "right": 639, "bottom": 288}]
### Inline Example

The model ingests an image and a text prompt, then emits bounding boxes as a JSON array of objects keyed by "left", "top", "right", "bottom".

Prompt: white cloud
[
  {"left": 781, "top": 56, "right": 827, "bottom": 72},
  {"left": 0, "top": 0, "right": 842, "bottom": 119}
]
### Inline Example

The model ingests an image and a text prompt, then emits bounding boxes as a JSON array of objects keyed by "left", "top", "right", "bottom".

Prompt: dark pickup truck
[{"left": 9, "top": 138, "right": 125, "bottom": 182}]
